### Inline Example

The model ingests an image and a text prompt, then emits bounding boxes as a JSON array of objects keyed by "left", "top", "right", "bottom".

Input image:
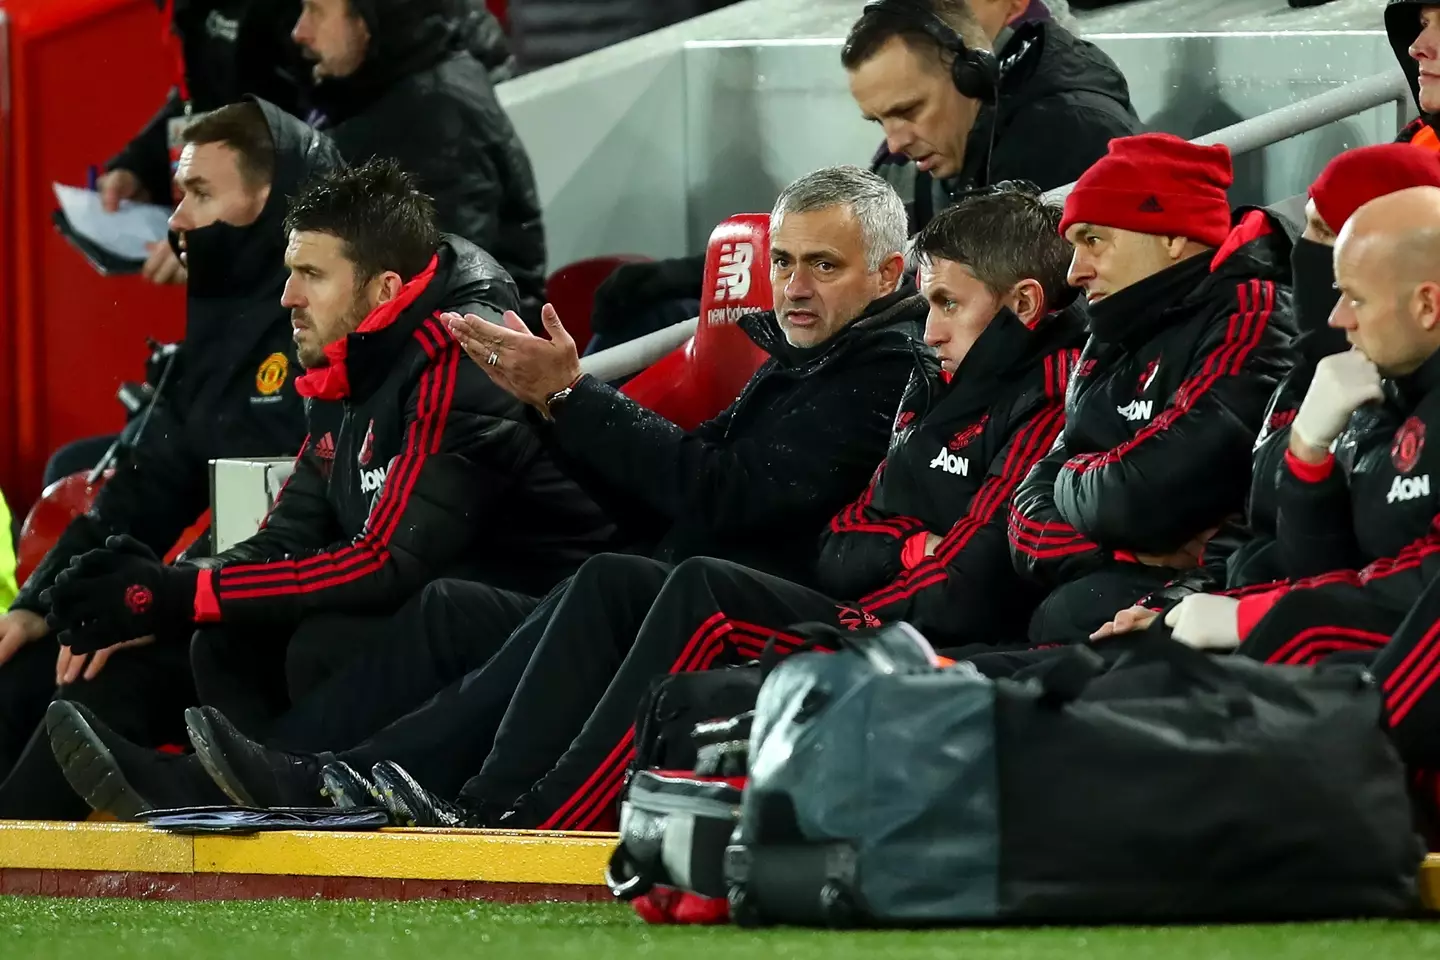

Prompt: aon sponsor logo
[
  {"left": 929, "top": 446, "right": 970, "bottom": 476},
  {"left": 1387, "top": 474, "right": 1431, "bottom": 504},
  {"left": 1117, "top": 399, "right": 1153, "bottom": 422},
  {"left": 360, "top": 466, "right": 389, "bottom": 495}
]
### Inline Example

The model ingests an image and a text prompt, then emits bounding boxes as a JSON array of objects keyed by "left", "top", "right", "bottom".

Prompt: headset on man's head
[{"left": 860, "top": 0, "right": 1000, "bottom": 104}]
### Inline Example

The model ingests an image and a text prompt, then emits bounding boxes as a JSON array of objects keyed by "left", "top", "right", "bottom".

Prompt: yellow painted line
[
  {"left": 0, "top": 820, "right": 192, "bottom": 873},
  {"left": 1421, "top": 855, "right": 1440, "bottom": 911},
  {"left": 194, "top": 828, "right": 617, "bottom": 884}
]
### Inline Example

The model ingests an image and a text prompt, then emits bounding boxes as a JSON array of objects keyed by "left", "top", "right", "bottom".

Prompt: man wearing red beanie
[
  {"left": 1093, "top": 143, "right": 1440, "bottom": 635},
  {"left": 1006, "top": 132, "right": 1296, "bottom": 644}
]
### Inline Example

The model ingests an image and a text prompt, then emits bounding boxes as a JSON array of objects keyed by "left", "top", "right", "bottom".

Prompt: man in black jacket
[
  {"left": 44, "top": 166, "right": 924, "bottom": 821},
  {"left": 1006, "top": 132, "right": 1295, "bottom": 645},
  {"left": 589, "top": 0, "right": 1138, "bottom": 351},
  {"left": 37, "top": 160, "right": 612, "bottom": 820},
  {"left": 292, "top": 0, "right": 547, "bottom": 319},
  {"left": 0, "top": 100, "right": 337, "bottom": 817}
]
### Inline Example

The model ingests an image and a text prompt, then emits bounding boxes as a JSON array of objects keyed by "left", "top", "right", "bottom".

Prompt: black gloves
[
  {"left": 43, "top": 535, "right": 199, "bottom": 654},
  {"left": 590, "top": 256, "right": 706, "bottom": 335}
]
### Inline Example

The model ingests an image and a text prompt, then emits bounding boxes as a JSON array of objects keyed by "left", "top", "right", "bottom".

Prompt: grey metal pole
[
  {"left": 580, "top": 316, "right": 700, "bottom": 383},
  {"left": 1043, "top": 70, "right": 1412, "bottom": 204}
]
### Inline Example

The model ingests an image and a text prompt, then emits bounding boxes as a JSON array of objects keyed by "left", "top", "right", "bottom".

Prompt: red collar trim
[{"left": 294, "top": 255, "right": 439, "bottom": 401}]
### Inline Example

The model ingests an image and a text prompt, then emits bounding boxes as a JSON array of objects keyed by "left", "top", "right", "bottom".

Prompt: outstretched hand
[{"left": 445, "top": 304, "right": 583, "bottom": 411}]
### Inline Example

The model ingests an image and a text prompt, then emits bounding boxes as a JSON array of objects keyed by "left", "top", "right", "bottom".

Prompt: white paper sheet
[{"left": 52, "top": 183, "right": 172, "bottom": 262}]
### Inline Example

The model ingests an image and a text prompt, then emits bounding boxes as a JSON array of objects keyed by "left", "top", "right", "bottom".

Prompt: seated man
[
  {"left": 1006, "top": 132, "right": 1295, "bottom": 644},
  {"left": 46, "top": 166, "right": 926, "bottom": 820},
  {"left": 0, "top": 100, "right": 340, "bottom": 819},
  {"left": 35, "top": 159, "right": 613, "bottom": 820},
  {"left": 292, "top": 0, "right": 547, "bottom": 319}
]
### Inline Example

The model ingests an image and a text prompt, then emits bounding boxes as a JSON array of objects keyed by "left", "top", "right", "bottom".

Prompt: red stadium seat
[
  {"left": 545, "top": 254, "right": 651, "bottom": 353},
  {"left": 621, "top": 215, "right": 771, "bottom": 430}
]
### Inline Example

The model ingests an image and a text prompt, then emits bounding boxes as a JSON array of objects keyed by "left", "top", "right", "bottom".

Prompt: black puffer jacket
[
  {"left": 875, "top": 20, "right": 1141, "bottom": 233},
  {"left": 817, "top": 302, "right": 1085, "bottom": 645},
  {"left": 310, "top": 0, "right": 547, "bottom": 319},
  {"left": 108, "top": 0, "right": 307, "bottom": 206},
  {"left": 198, "top": 236, "right": 615, "bottom": 626},
  {"left": 507, "top": 0, "right": 737, "bottom": 72},
  {"left": 542, "top": 290, "right": 925, "bottom": 586},
  {"left": 13, "top": 101, "right": 338, "bottom": 616},
  {"left": 1387, "top": 0, "right": 1440, "bottom": 148},
  {"left": 1009, "top": 209, "right": 1297, "bottom": 589}
]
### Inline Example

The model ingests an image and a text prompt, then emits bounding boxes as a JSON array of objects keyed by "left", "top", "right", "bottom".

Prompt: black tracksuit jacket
[
  {"left": 192, "top": 236, "right": 614, "bottom": 626},
  {"left": 12, "top": 102, "right": 337, "bottom": 617},
  {"left": 817, "top": 303, "right": 1085, "bottom": 645},
  {"left": 307, "top": 0, "right": 547, "bottom": 318},
  {"left": 538, "top": 290, "right": 926, "bottom": 587},
  {"left": 1009, "top": 210, "right": 1296, "bottom": 588}
]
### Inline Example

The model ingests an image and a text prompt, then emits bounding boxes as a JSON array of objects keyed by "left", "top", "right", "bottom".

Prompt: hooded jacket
[
  {"left": 309, "top": 0, "right": 547, "bottom": 318},
  {"left": 1009, "top": 209, "right": 1297, "bottom": 589},
  {"left": 875, "top": 20, "right": 1142, "bottom": 233},
  {"left": 109, "top": 0, "right": 308, "bottom": 205},
  {"left": 817, "top": 301, "right": 1085, "bottom": 645},
  {"left": 13, "top": 101, "right": 337, "bottom": 617},
  {"left": 194, "top": 235, "right": 615, "bottom": 626},
  {"left": 540, "top": 290, "right": 925, "bottom": 586},
  {"left": 1387, "top": 0, "right": 1440, "bottom": 150}
]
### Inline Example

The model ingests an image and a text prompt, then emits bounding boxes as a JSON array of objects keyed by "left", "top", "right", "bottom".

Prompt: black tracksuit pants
[
  {"left": 335, "top": 555, "right": 845, "bottom": 830},
  {"left": 0, "top": 631, "right": 195, "bottom": 819}
]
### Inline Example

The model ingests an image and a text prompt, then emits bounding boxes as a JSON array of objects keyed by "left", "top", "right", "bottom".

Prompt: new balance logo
[
  {"left": 1118, "top": 399, "right": 1154, "bottom": 422},
  {"left": 713, "top": 242, "right": 754, "bottom": 302},
  {"left": 1387, "top": 474, "right": 1431, "bottom": 504},
  {"left": 360, "top": 466, "right": 388, "bottom": 495},
  {"left": 1138, "top": 196, "right": 1164, "bottom": 213},
  {"left": 929, "top": 446, "right": 969, "bottom": 476}
]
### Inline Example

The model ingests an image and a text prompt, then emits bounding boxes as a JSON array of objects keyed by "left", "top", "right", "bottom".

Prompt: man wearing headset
[{"left": 589, "top": 0, "right": 1140, "bottom": 352}]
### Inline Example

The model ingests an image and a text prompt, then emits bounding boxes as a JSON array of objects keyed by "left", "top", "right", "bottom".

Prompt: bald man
[{"left": 1147, "top": 187, "right": 1440, "bottom": 667}]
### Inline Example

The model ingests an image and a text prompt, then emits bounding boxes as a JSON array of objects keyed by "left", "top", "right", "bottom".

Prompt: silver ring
[{"left": 486, "top": 351, "right": 499, "bottom": 366}]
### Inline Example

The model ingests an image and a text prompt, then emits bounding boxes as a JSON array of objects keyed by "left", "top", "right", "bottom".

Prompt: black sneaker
[
  {"left": 320, "top": 761, "right": 385, "bottom": 810},
  {"left": 45, "top": 700, "right": 227, "bottom": 819},
  {"left": 185, "top": 706, "right": 326, "bottom": 809},
  {"left": 370, "top": 761, "right": 488, "bottom": 828}
]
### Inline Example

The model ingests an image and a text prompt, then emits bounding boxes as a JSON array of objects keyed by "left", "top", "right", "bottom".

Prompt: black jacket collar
[
  {"left": 1084, "top": 254, "right": 1212, "bottom": 346},
  {"left": 738, "top": 287, "right": 925, "bottom": 372},
  {"left": 935, "top": 298, "right": 1087, "bottom": 414},
  {"left": 1395, "top": 347, "right": 1440, "bottom": 410}
]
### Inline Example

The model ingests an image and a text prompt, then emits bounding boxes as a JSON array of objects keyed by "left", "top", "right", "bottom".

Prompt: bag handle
[{"left": 606, "top": 843, "right": 657, "bottom": 901}]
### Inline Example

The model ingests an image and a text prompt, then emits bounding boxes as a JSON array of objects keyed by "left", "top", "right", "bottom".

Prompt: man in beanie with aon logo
[{"left": 1005, "top": 132, "right": 1295, "bottom": 647}]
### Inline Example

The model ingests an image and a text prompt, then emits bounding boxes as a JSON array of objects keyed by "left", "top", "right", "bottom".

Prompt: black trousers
[
  {"left": 467, "top": 555, "right": 845, "bottom": 831},
  {"left": 1026, "top": 564, "right": 1177, "bottom": 645},
  {"left": 0, "top": 631, "right": 195, "bottom": 819}
]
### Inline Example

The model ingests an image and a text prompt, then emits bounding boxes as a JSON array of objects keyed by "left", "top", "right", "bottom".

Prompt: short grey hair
[{"left": 770, "top": 165, "right": 908, "bottom": 272}]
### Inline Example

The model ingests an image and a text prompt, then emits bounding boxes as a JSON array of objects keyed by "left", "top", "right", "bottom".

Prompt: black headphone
[{"left": 861, "top": 0, "right": 1000, "bottom": 104}]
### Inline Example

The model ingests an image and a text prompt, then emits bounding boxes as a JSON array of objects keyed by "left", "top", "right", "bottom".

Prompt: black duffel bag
[{"left": 727, "top": 622, "right": 1426, "bottom": 927}]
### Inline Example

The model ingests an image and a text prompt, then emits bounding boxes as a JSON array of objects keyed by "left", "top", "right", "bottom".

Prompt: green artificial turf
[{"left": 0, "top": 897, "right": 1435, "bottom": 960}]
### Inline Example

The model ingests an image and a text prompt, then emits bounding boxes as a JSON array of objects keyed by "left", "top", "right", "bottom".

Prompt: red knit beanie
[
  {"left": 1310, "top": 143, "right": 1440, "bottom": 233},
  {"left": 1060, "top": 133, "right": 1235, "bottom": 248}
]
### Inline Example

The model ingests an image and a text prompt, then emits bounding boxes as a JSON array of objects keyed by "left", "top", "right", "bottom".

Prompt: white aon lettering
[
  {"left": 1117, "top": 399, "right": 1153, "bottom": 422},
  {"left": 929, "top": 446, "right": 969, "bottom": 476},
  {"left": 1387, "top": 474, "right": 1431, "bottom": 504},
  {"left": 360, "top": 467, "right": 389, "bottom": 495}
]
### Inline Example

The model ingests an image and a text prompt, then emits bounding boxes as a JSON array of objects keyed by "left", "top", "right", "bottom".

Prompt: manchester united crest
[
  {"left": 255, "top": 352, "right": 289, "bottom": 396},
  {"left": 1392, "top": 416, "right": 1427, "bottom": 474},
  {"left": 358, "top": 420, "right": 377, "bottom": 467}
]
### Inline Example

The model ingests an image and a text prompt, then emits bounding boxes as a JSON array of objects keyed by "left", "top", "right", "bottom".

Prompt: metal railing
[{"left": 584, "top": 70, "right": 1413, "bottom": 381}]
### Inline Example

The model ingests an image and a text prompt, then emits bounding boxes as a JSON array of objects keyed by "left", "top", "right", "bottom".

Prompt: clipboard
[{"left": 52, "top": 207, "right": 147, "bottom": 276}]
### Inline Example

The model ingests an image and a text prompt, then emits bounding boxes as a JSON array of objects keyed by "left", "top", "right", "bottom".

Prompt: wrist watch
[{"left": 544, "top": 374, "right": 587, "bottom": 419}]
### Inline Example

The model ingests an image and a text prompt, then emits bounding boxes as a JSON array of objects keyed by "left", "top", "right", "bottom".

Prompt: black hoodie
[
  {"left": 308, "top": 0, "right": 547, "bottom": 320},
  {"left": 817, "top": 301, "right": 1086, "bottom": 645},
  {"left": 875, "top": 20, "right": 1142, "bottom": 232},
  {"left": 13, "top": 101, "right": 338, "bottom": 617},
  {"left": 1387, "top": 0, "right": 1440, "bottom": 147},
  {"left": 1010, "top": 209, "right": 1297, "bottom": 589},
  {"left": 540, "top": 290, "right": 925, "bottom": 586},
  {"left": 201, "top": 235, "right": 616, "bottom": 625}
]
